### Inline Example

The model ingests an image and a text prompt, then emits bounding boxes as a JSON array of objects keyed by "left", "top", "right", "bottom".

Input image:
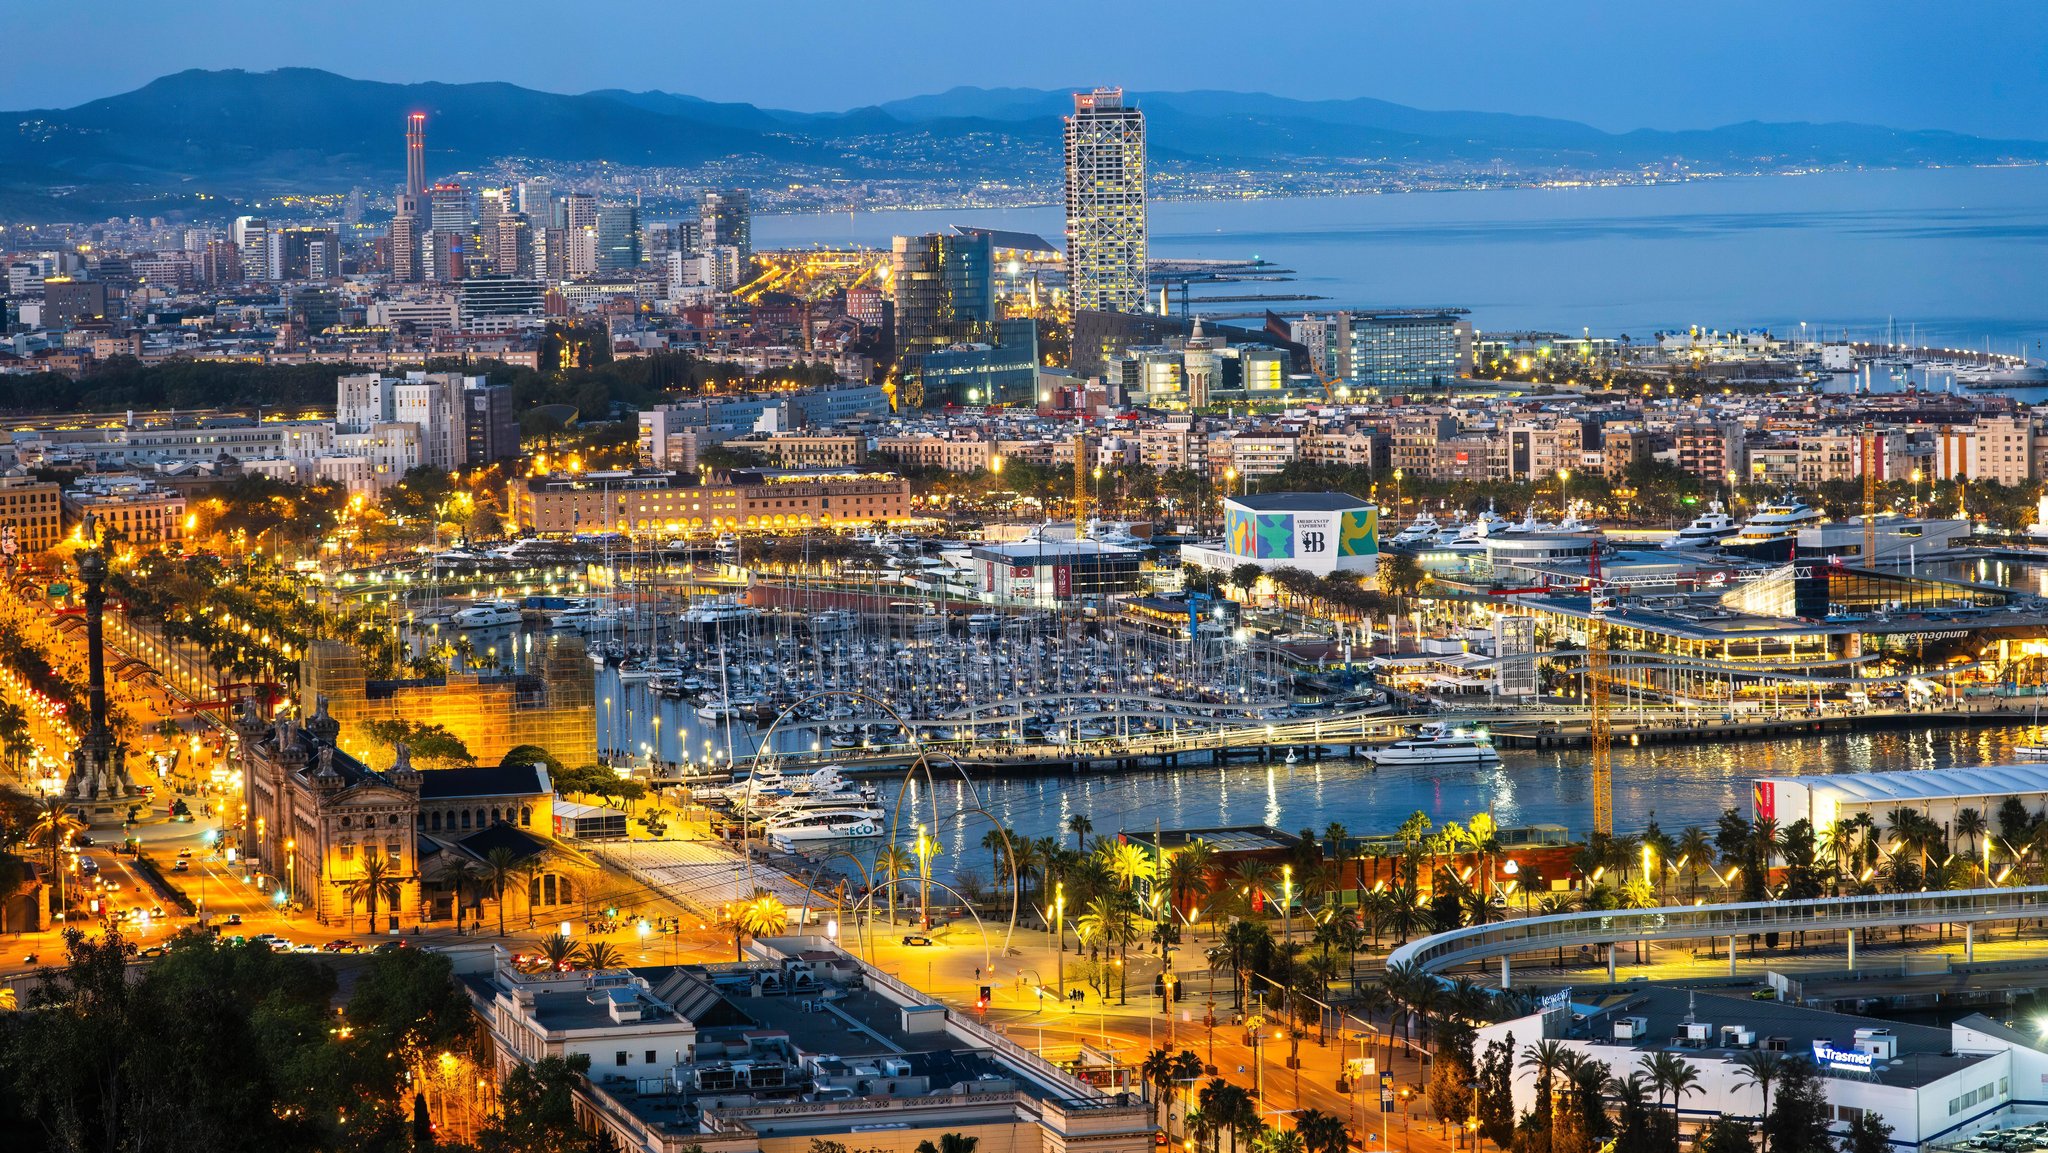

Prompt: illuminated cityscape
[{"left": 1, "top": 5, "right": 2048, "bottom": 1153}]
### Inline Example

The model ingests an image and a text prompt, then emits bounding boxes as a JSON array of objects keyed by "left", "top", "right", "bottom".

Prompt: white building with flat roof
[{"left": 1181, "top": 491, "right": 1379, "bottom": 580}]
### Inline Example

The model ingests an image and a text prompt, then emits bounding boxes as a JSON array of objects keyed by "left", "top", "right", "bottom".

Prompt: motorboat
[
  {"left": 1363, "top": 721, "right": 1500, "bottom": 767},
  {"left": 1665, "top": 501, "right": 1740, "bottom": 550},
  {"left": 452, "top": 599, "right": 521, "bottom": 628},
  {"left": 809, "top": 610, "right": 858, "bottom": 636},
  {"left": 766, "top": 809, "right": 885, "bottom": 845}
]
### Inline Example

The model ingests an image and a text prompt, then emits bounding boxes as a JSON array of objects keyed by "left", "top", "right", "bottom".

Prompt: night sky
[{"left": 3, "top": 0, "right": 2045, "bottom": 138}]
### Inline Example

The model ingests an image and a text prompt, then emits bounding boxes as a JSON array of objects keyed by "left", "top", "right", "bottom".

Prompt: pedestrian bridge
[{"left": 1385, "top": 886, "right": 2048, "bottom": 983}]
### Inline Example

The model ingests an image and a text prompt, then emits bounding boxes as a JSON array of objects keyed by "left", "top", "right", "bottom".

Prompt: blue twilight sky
[{"left": 3, "top": 0, "right": 2046, "bottom": 138}]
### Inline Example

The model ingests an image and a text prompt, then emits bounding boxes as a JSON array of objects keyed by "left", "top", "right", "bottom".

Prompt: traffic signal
[{"left": 976, "top": 985, "right": 991, "bottom": 1010}]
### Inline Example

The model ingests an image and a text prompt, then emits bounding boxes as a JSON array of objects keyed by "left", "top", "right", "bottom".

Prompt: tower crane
[
  {"left": 1861, "top": 421, "right": 1879, "bottom": 566},
  {"left": 1588, "top": 541, "right": 1613, "bottom": 837},
  {"left": 1073, "top": 425, "right": 1090, "bottom": 540}
]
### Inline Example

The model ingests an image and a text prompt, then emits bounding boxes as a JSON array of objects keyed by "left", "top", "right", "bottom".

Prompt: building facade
[{"left": 1063, "top": 88, "right": 1147, "bottom": 315}]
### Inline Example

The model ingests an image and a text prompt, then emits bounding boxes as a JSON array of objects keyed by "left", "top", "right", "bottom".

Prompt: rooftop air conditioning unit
[
  {"left": 1683, "top": 1022, "right": 1713, "bottom": 1043},
  {"left": 1613, "top": 1017, "right": 1650, "bottom": 1041}
]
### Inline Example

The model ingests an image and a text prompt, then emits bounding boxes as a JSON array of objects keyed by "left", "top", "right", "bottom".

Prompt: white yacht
[
  {"left": 1724, "top": 495, "right": 1824, "bottom": 555},
  {"left": 681, "top": 597, "right": 760, "bottom": 627},
  {"left": 766, "top": 809, "right": 885, "bottom": 846},
  {"left": 1665, "top": 501, "right": 1740, "bottom": 550},
  {"left": 1363, "top": 722, "right": 1500, "bottom": 767},
  {"left": 452, "top": 599, "right": 521, "bottom": 628},
  {"left": 1389, "top": 513, "right": 1443, "bottom": 547}
]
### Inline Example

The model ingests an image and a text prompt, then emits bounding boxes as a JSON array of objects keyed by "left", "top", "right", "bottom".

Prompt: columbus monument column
[{"left": 65, "top": 518, "right": 134, "bottom": 815}]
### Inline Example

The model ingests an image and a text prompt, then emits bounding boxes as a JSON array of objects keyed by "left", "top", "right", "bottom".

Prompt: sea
[
  {"left": 754, "top": 165, "right": 2048, "bottom": 363},
  {"left": 629, "top": 165, "right": 2048, "bottom": 856}
]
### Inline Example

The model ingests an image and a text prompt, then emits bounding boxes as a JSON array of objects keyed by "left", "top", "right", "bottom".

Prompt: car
[
  {"left": 322, "top": 940, "right": 356, "bottom": 953},
  {"left": 138, "top": 945, "right": 168, "bottom": 959},
  {"left": 901, "top": 935, "right": 933, "bottom": 946},
  {"left": 225, "top": 913, "right": 243, "bottom": 926},
  {"left": 171, "top": 860, "right": 190, "bottom": 871},
  {"left": 149, "top": 906, "right": 164, "bottom": 919},
  {"left": 291, "top": 943, "right": 321, "bottom": 953},
  {"left": 371, "top": 940, "right": 409, "bottom": 954},
  {"left": 101, "top": 880, "right": 122, "bottom": 892},
  {"left": 251, "top": 933, "right": 279, "bottom": 944},
  {"left": 73, "top": 835, "right": 94, "bottom": 847}
]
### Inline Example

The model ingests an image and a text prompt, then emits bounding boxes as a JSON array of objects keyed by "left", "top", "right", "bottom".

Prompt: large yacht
[
  {"left": 1664, "top": 501, "right": 1740, "bottom": 550},
  {"left": 1363, "top": 722, "right": 1500, "bottom": 768},
  {"left": 452, "top": 599, "right": 522, "bottom": 628},
  {"left": 765, "top": 809, "right": 885, "bottom": 846},
  {"left": 1722, "top": 495, "right": 1824, "bottom": 560},
  {"left": 1388, "top": 513, "right": 1444, "bottom": 548}
]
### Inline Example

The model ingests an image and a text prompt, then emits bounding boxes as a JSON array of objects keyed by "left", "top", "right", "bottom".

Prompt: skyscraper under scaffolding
[{"left": 1063, "top": 88, "right": 1147, "bottom": 315}]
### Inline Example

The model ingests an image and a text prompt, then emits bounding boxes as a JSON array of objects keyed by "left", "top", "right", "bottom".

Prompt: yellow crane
[
  {"left": 1862, "top": 422, "right": 1879, "bottom": 566},
  {"left": 1588, "top": 544, "right": 1613, "bottom": 837},
  {"left": 1073, "top": 427, "right": 1089, "bottom": 539}
]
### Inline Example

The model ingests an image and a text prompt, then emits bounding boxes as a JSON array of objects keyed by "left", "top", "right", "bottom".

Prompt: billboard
[{"left": 1224, "top": 504, "right": 1376, "bottom": 569}]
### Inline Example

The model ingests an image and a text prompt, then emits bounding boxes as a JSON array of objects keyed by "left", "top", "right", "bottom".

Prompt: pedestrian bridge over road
[{"left": 1385, "top": 885, "right": 2048, "bottom": 987}]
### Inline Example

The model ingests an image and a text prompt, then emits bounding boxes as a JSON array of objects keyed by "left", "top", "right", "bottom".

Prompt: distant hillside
[{"left": 2, "top": 69, "right": 2043, "bottom": 219}]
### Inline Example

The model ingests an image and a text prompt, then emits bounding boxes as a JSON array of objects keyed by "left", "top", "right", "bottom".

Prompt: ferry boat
[
  {"left": 1665, "top": 501, "right": 1740, "bottom": 550},
  {"left": 1363, "top": 721, "right": 1500, "bottom": 767},
  {"left": 766, "top": 809, "right": 885, "bottom": 845},
  {"left": 452, "top": 599, "right": 522, "bottom": 628}
]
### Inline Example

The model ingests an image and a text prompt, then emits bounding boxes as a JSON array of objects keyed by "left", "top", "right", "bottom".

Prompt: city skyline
[{"left": 6, "top": 0, "right": 2048, "bottom": 140}]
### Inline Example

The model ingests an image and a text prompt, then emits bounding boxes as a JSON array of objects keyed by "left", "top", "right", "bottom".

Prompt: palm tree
[
  {"left": 1639, "top": 1050, "right": 1701, "bottom": 1116},
  {"left": 578, "top": 941, "right": 625, "bottom": 970},
  {"left": 1102, "top": 841, "right": 1154, "bottom": 892},
  {"left": 339, "top": 847, "right": 404, "bottom": 934},
  {"left": 1295, "top": 1109, "right": 1347, "bottom": 1153},
  {"left": 1731, "top": 1049, "right": 1789, "bottom": 1148},
  {"left": 28, "top": 794, "right": 84, "bottom": 895},
  {"left": 1251, "top": 1128, "right": 1303, "bottom": 1153},
  {"left": 1954, "top": 806, "right": 1988, "bottom": 867},
  {"left": 1520, "top": 1039, "right": 1570, "bottom": 1127},
  {"left": 914, "top": 1135, "right": 978, "bottom": 1153},
  {"left": 1067, "top": 813, "right": 1094, "bottom": 852},
  {"left": 1141, "top": 1048, "right": 1182, "bottom": 1130},
  {"left": 535, "top": 931, "right": 578, "bottom": 971},
  {"left": 1165, "top": 844, "right": 1213, "bottom": 921},
  {"left": 481, "top": 846, "right": 523, "bottom": 937},
  {"left": 728, "top": 888, "right": 788, "bottom": 958},
  {"left": 876, "top": 846, "right": 910, "bottom": 925},
  {"left": 981, "top": 828, "right": 1012, "bottom": 895},
  {"left": 443, "top": 858, "right": 484, "bottom": 930}
]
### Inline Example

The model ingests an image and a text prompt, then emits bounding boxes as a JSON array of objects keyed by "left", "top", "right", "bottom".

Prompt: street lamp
[
  {"left": 914, "top": 823, "right": 935, "bottom": 929},
  {"left": 1054, "top": 881, "right": 1067, "bottom": 997},
  {"left": 1281, "top": 864, "right": 1293, "bottom": 945}
]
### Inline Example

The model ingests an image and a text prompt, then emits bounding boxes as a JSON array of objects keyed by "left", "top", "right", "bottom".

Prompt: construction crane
[
  {"left": 1588, "top": 542, "right": 1613, "bottom": 837},
  {"left": 1073, "top": 426, "right": 1089, "bottom": 539},
  {"left": 1861, "top": 421, "right": 1879, "bottom": 566}
]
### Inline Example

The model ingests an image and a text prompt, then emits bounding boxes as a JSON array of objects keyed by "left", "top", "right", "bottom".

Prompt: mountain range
[{"left": 3, "top": 68, "right": 2045, "bottom": 220}]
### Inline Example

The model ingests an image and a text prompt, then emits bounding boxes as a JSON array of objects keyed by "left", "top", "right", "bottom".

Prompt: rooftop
[
  {"left": 1571, "top": 987, "right": 1977, "bottom": 1089},
  {"left": 1227, "top": 491, "right": 1371, "bottom": 512},
  {"left": 1756, "top": 764, "right": 2048, "bottom": 806}
]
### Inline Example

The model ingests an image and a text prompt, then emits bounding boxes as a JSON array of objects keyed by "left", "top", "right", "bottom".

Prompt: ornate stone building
[{"left": 237, "top": 701, "right": 579, "bottom": 930}]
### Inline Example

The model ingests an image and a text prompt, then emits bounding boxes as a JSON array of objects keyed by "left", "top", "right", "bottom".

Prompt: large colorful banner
[{"left": 1225, "top": 505, "right": 1376, "bottom": 561}]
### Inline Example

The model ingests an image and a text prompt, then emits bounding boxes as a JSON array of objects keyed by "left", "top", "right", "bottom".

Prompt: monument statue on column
[{"left": 66, "top": 515, "right": 134, "bottom": 805}]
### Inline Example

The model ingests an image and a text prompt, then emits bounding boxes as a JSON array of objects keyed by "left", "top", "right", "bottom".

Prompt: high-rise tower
[
  {"left": 406, "top": 112, "right": 427, "bottom": 197},
  {"left": 1063, "top": 88, "right": 1147, "bottom": 315},
  {"left": 699, "top": 189, "right": 751, "bottom": 260}
]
